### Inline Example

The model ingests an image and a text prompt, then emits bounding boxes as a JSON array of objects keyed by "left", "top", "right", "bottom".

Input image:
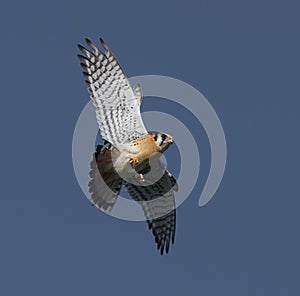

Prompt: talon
[
  {"left": 139, "top": 174, "right": 145, "bottom": 182},
  {"left": 129, "top": 157, "right": 139, "bottom": 164},
  {"left": 135, "top": 173, "right": 145, "bottom": 182}
]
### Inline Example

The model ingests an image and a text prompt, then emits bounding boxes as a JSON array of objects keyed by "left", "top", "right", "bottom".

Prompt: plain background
[{"left": 1, "top": 1, "right": 299, "bottom": 295}]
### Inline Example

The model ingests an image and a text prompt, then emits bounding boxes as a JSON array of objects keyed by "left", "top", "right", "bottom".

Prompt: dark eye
[{"left": 153, "top": 133, "right": 158, "bottom": 141}]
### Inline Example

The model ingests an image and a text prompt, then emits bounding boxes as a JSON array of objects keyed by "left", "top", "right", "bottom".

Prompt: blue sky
[{"left": 1, "top": 1, "right": 299, "bottom": 295}]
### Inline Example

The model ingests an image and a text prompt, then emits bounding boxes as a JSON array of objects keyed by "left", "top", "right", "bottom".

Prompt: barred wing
[
  {"left": 88, "top": 145, "right": 177, "bottom": 255},
  {"left": 124, "top": 160, "right": 178, "bottom": 255},
  {"left": 77, "top": 38, "right": 147, "bottom": 148}
]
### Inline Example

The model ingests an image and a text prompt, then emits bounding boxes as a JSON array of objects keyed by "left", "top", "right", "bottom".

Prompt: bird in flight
[{"left": 77, "top": 38, "right": 178, "bottom": 254}]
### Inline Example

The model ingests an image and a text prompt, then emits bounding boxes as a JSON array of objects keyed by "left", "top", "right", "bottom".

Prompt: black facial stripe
[
  {"left": 160, "top": 134, "right": 167, "bottom": 146},
  {"left": 154, "top": 133, "right": 158, "bottom": 141}
]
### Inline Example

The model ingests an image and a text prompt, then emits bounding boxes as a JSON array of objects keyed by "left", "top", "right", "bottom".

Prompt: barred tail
[{"left": 88, "top": 145, "right": 123, "bottom": 210}]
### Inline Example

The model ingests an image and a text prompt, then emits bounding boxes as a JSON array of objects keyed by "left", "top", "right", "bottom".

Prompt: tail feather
[{"left": 88, "top": 145, "right": 123, "bottom": 210}]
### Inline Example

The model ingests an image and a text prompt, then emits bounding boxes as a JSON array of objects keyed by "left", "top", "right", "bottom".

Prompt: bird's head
[{"left": 152, "top": 132, "right": 174, "bottom": 152}]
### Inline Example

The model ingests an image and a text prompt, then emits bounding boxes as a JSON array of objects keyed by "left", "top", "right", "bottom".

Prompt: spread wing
[
  {"left": 88, "top": 146, "right": 177, "bottom": 255},
  {"left": 77, "top": 38, "right": 148, "bottom": 148},
  {"left": 124, "top": 159, "right": 178, "bottom": 255}
]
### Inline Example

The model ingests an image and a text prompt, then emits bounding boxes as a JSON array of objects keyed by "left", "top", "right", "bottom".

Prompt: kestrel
[{"left": 77, "top": 38, "right": 177, "bottom": 254}]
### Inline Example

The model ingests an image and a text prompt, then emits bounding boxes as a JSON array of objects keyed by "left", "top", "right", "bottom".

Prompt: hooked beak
[{"left": 166, "top": 135, "right": 173, "bottom": 144}]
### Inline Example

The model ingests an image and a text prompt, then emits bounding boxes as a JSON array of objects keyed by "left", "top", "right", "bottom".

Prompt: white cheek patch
[{"left": 156, "top": 134, "right": 162, "bottom": 146}]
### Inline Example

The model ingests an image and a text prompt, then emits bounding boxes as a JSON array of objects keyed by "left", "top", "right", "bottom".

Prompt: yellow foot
[{"left": 129, "top": 157, "right": 139, "bottom": 164}]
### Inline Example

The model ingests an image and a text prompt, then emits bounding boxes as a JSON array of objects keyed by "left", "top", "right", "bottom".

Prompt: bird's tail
[{"left": 88, "top": 145, "right": 123, "bottom": 210}]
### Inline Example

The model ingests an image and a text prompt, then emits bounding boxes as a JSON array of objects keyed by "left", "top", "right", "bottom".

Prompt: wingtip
[
  {"left": 85, "top": 38, "right": 97, "bottom": 50},
  {"left": 77, "top": 43, "right": 85, "bottom": 50},
  {"left": 99, "top": 37, "right": 105, "bottom": 45},
  {"left": 99, "top": 37, "right": 109, "bottom": 51},
  {"left": 172, "top": 233, "right": 175, "bottom": 244},
  {"left": 77, "top": 44, "right": 89, "bottom": 56},
  {"left": 160, "top": 245, "right": 164, "bottom": 255},
  {"left": 85, "top": 37, "right": 92, "bottom": 44}
]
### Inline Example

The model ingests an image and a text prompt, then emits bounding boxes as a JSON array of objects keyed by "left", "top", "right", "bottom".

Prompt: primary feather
[
  {"left": 78, "top": 38, "right": 178, "bottom": 255},
  {"left": 77, "top": 38, "right": 147, "bottom": 149}
]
